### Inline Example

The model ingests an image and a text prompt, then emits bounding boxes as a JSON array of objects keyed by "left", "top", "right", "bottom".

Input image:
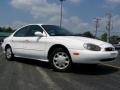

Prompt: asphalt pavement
[{"left": 0, "top": 47, "right": 120, "bottom": 90}]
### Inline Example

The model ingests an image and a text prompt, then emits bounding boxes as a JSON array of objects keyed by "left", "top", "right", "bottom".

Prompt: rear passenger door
[{"left": 11, "top": 26, "right": 30, "bottom": 56}]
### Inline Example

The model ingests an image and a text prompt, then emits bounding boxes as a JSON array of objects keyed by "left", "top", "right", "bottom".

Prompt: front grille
[{"left": 105, "top": 47, "right": 114, "bottom": 51}]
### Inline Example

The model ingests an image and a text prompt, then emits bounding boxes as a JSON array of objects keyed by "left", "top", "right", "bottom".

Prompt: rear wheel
[
  {"left": 5, "top": 46, "right": 14, "bottom": 61},
  {"left": 49, "top": 48, "right": 72, "bottom": 72}
]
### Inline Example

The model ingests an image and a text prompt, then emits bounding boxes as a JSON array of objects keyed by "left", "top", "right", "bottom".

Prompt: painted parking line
[
  {"left": 36, "top": 67, "right": 61, "bottom": 90},
  {"left": 100, "top": 63, "right": 120, "bottom": 69}
]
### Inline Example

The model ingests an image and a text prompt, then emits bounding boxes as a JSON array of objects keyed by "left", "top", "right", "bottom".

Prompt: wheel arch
[
  {"left": 47, "top": 44, "right": 71, "bottom": 60},
  {"left": 5, "top": 44, "right": 11, "bottom": 51}
]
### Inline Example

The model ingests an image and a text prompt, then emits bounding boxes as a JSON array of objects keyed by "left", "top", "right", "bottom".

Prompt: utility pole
[
  {"left": 106, "top": 13, "right": 112, "bottom": 43},
  {"left": 59, "top": 0, "right": 66, "bottom": 28},
  {"left": 93, "top": 17, "right": 101, "bottom": 38}
]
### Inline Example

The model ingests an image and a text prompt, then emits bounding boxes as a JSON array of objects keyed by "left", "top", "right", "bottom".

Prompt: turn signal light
[{"left": 73, "top": 52, "right": 80, "bottom": 55}]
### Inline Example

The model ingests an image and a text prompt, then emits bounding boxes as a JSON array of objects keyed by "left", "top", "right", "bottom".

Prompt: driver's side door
[{"left": 22, "top": 25, "right": 46, "bottom": 60}]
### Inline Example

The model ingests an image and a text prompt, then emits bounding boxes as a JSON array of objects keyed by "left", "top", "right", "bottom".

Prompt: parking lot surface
[{"left": 0, "top": 47, "right": 120, "bottom": 90}]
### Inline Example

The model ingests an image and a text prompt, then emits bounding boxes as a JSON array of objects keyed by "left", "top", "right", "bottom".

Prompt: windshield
[{"left": 42, "top": 25, "right": 74, "bottom": 36}]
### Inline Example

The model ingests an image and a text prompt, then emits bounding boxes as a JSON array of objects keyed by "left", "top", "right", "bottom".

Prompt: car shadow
[
  {"left": 70, "top": 63, "right": 119, "bottom": 75},
  {"left": 13, "top": 57, "right": 51, "bottom": 69},
  {"left": 13, "top": 57, "right": 119, "bottom": 75}
]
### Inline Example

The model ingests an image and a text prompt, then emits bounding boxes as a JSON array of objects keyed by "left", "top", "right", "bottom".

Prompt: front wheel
[
  {"left": 5, "top": 47, "right": 14, "bottom": 61},
  {"left": 49, "top": 48, "right": 72, "bottom": 72}
]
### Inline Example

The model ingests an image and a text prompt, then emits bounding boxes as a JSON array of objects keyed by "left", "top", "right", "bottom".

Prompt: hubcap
[
  {"left": 6, "top": 48, "right": 12, "bottom": 59},
  {"left": 53, "top": 52, "right": 70, "bottom": 69}
]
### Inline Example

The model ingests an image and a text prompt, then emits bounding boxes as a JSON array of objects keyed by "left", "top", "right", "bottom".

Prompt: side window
[
  {"left": 14, "top": 26, "right": 29, "bottom": 37},
  {"left": 26, "top": 25, "right": 43, "bottom": 36}
]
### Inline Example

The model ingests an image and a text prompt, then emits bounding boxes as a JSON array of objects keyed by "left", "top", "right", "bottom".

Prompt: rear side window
[
  {"left": 26, "top": 25, "right": 43, "bottom": 37},
  {"left": 14, "top": 26, "right": 29, "bottom": 37}
]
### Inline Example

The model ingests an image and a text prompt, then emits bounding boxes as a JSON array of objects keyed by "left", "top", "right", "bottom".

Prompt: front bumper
[{"left": 69, "top": 49, "right": 118, "bottom": 64}]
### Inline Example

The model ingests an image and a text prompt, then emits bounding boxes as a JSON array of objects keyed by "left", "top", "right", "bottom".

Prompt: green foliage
[
  {"left": 82, "top": 31, "right": 94, "bottom": 38},
  {"left": 0, "top": 27, "right": 14, "bottom": 33},
  {"left": 110, "top": 36, "right": 120, "bottom": 44},
  {"left": 101, "top": 33, "right": 120, "bottom": 43},
  {"left": 101, "top": 33, "right": 107, "bottom": 42}
]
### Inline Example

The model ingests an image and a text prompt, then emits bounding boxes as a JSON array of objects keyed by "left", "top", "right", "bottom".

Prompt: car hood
[{"left": 52, "top": 36, "right": 110, "bottom": 46}]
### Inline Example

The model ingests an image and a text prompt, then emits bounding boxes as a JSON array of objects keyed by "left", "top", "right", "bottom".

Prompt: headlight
[{"left": 84, "top": 43, "right": 101, "bottom": 51}]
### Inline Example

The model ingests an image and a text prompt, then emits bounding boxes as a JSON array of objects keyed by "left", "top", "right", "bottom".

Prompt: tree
[
  {"left": 101, "top": 33, "right": 107, "bottom": 42},
  {"left": 101, "top": 33, "right": 120, "bottom": 44},
  {"left": 82, "top": 31, "right": 94, "bottom": 38},
  {"left": 110, "top": 35, "right": 120, "bottom": 44},
  {"left": 0, "top": 27, "right": 14, "bottom": 33}
]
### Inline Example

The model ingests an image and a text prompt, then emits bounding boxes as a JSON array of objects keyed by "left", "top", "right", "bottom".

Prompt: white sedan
[{"left": 1, "top": 24, "right": 118, "bottom": 71}]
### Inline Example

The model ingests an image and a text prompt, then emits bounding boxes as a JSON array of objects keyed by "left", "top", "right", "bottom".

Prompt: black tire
[
  {"left": 5, "top": 46, "right": 14, "bottom": 61},
  {"left": 49, "top": 48, "right": 72, "bottom": 72}
]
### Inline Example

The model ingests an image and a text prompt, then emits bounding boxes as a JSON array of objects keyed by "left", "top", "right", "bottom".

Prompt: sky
[{"left": 0, "top": 0, "right": 120, "bottom": 36}]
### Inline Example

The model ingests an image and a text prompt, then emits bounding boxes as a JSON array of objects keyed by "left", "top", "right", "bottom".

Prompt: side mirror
[{"left": 34, "top": 32, "right": 43, "bottom": 37}]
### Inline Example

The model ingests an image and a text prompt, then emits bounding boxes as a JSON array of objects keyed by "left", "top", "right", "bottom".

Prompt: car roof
[
  {"left": 24, "top": 24, "right": 54, "bottom": 26},
  {"left": 26, "top": 24, "right": 57, "bottom": 26},
  {"left": 26, "top": 24, "right": 43, "bottom": 26},
  {"left": 16, "top": 24, "right": 58, "bottom": 31}
]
